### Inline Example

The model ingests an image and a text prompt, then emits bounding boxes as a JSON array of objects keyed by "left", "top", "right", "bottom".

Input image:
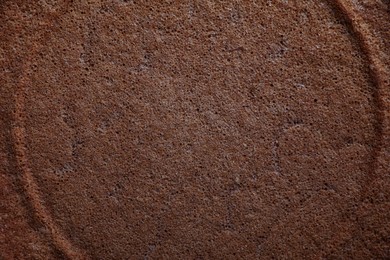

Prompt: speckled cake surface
[{"left": 1, "top": 0, "right": 389, "bottom": 259}]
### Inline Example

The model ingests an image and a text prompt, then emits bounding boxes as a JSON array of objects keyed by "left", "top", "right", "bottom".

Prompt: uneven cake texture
[{"left": 1, "top": 0, "right": 389, "bottom": 259}]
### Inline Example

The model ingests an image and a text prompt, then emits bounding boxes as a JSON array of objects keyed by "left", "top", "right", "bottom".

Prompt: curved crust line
[
  {"left": 320, "top": 0, "right": 388, "bottom": 257},
  {"left": 11, "top": 1, "right": 86, "bottom": 259},
  {"left": 329, "top": 0, "right": 386, "bottom": 198}
]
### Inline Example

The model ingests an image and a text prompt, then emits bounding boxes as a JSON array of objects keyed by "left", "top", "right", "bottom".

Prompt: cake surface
[{"left": 1, "top": 0, "right": 389, "bottom": 259}]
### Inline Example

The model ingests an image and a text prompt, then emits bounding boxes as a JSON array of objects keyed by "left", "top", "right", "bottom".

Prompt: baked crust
[{"left": 1, "top": 1, "right": 389, "bottom": 259}]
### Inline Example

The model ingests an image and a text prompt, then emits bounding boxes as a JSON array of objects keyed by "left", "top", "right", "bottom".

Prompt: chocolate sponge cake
[{"left": 1, "top": 0, "right": 389, "bottom": 259}]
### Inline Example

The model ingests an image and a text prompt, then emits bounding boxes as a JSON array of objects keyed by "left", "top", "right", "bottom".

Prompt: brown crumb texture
[{"left": 1, "top": 0, "right": 389, "bottom": 259}]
